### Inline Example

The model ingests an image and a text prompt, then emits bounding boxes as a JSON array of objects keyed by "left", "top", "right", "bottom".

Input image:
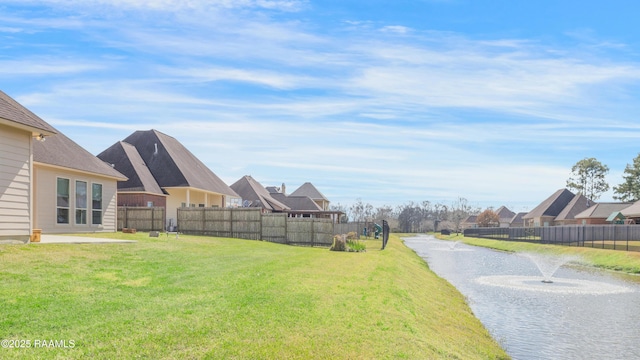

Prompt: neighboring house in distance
[
  {"left": 95, "top": 141, "right": 167, "bottom": 208},
  {"left": 621, "top": 201, "right": 640, "bottom": 224},
  {"left": 33, "top": 132, "right": 127, "bottom": 234},
  {"left": 230, "top": 175, "right": 289, "bottom": 213},
  {"left": 0, "top": 90, "right": 57, "bottom": 243},
  {"left": 509, "top": 212, "right": 527, "bottom": 228},
  {"left": 461, "top": 215, "right": 478, "bottom": 229},
  {"left": 523, "top": 188, "right": 576, "bottom": 227},
  {"left": 290, "top": 182, "right": 330, "bottom": 211},
  {"left": 553, "top": 193, "right": 592, "bottom": 226},
  {"left": 98, "top": 129, "right": 240, "bottom": 228},
  {"left": 494, "top": 206, "right": 516, "bottom": 228},
  {"left": 269, "top": 183, "right": 343, "bottom": 221},
  {"left": 575, "top": 202, "right": 634, "bottom": 225}
]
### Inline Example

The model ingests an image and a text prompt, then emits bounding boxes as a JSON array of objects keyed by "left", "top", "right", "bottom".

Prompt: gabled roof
[
  {"left": 555, "top": 194, "right": 592, "bottom": 221},
  {"left": 494, "top": 206, "right": 515, "bottom": 221},
  {"left": 509, "top": 212, "right": 527, "bottom": 226},
  {"left": 97, "top": 141, "right": 164, "bottom": 195},
  {"left": 0, "top": 90, "right": 56, "bottom": 135},
  {"left": 462, "top": 215, "right": 477, "bottom": 224},
  {"left": 290, "top": 182, "right": 328, "bottom": 201},
  {"left": 606, "top": 211, "right": 626, "bottom": 222},
  {"left": 270, "top": 193, "right": 323, "bottom": 212},
  {"left": 575, "top": 202, "right": 634, "bottom": 219},
  {"left": 230, "top": 176, "right": 289, "bottom": 211},
  {"left": 34, "top": 131, "right": 126, "bottom": 180},
  {"left": 120, "top": 130, "right": 238, "bottom": 197},
  {"left": 523, "top": 189, "right": 575, "bottom": 219}
]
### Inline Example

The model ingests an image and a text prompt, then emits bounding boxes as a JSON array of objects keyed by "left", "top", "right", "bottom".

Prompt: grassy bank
[
  {"left": 0, "top": 233, "right": 508, "bottom": 359},
  {"left": 435, "top": 233, "right": 640, "bottom": 274}
]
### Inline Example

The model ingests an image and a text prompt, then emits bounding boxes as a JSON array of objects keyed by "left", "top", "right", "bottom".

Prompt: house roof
[
  {"left": 97, "top": 141, "right": 164, "bottom": 195},
  {"left": 510, "top": 212, "right": 527, "bottom": 226},
  {"left": 270, "top": 193, "right": 323, "bottom": 212},
  {"left": 119, "top": 129, "right": 238, "bottom": 197},
  {"left": 33, "top": 131, "right": 127, "bottom": 180},
  {"left": 0, "top": 90, "right": 56, "bottom": 135},
  {"left": 495, "top": 206, "right": 515, "bottom": 221},
  {"left": 523, "top": 189, "right": 576, "bottom": 219},
  {"left": 575, "top": 202, "right": 634, "bottom": 219},
  {"left": 555, "top": 194, "right": 592, "bottom": 221},
  {"left": 462, "top": 215, "right": 477, "bottom": 224},
  {"left": 290, "top": 182, "right": 328, "bottom": 201},
  {"left": 230, "top": 176, "right": 289, "bottom": 211},
  {"left": 621, "top": 200, "right": 640, "bottom": 218}
]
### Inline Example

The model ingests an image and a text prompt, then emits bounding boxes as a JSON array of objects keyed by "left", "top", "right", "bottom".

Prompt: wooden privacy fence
[
  {"left": 464, "top": 225, "right": 640, "bottom": 252},
  {"left": 177, "top": 208, "right": 334, "bottom": 247},
  {"left": 117, "top": 207, "right": 165, "bottom": 231}
]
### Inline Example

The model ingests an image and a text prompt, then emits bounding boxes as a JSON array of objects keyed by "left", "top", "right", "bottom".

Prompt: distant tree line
[{"left": 330, "top": 197, "right": 481, "bottom": 233}]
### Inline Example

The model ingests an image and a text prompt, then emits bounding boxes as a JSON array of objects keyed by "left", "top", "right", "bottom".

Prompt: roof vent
[{"left": 154, "top": 143, "right": 158, "bottom": 155}]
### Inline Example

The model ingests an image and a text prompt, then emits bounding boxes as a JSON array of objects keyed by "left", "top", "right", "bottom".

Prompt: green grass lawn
[
  {"left": 435, "top": 233, "right": 640, "bottom": 274},
  {"left": 0, "top": 233, "right": 508, "bottom": 359}
]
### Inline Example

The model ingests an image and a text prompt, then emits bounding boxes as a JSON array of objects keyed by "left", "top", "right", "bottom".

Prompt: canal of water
[{"left": 403, "top": 234, "right": 640, "bottom": 360}]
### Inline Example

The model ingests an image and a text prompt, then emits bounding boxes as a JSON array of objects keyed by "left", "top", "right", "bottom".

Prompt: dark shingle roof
[
  {"left": 523, "top": 189, "right": 575, "bottom": 219},
  {"left": 494, "top": 206, "right": 515, "bottom": 221},
  {"left": 509, "top": 212, "right": 527, "bottom": 226},
  {"left": 97, "top": 141, "right": 164, "bottom": 195},
  {"left": 270, "top": 193, "right": 323, "bottom": 212},
  {"left": 555, "top": 194, "right": 592, "bottom": 221},
  {"left": 230, "top": 176, "right": 289, "bottom": 211},
  {"left": 290, "top": 182, "right": 328, "bottom": 201},
  {"left": 0, "top": 90, "right": 56, "bottom": 135},
  {"left": 120, "top": 130, "right": 238, "bottom": 197},
  {"left": 34, "top": 131, "right": 127, "bottom": 180}
]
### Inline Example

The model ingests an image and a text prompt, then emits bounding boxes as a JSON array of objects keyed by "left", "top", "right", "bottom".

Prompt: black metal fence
[
  {"left": 381, "top": 220, "right": 390, "bottom": 250},
  {"left": 464, "top": 225, "right": 640, "bottom": 252}
]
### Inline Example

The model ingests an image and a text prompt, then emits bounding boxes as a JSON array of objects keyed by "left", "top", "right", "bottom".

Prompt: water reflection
[{"left": 404, "top": 234, "right": 640, "bottom": 360}]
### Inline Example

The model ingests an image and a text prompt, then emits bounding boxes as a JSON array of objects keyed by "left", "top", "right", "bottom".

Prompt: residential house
[
  {"left": 33, "top": 132, "right": 127, "bottom": 234},
  {"left": 290, "top": 182, "right": 330, "bottom": 211},
  {"left": 621, "top": 201, "right": 640, "bottom": 224},
  {"left": 522, "top": 188, "right": 576, "bottom": 227},
  {"left": 230, "top": 176, "right": 289, "bottom": 213},
  {"left": 494, "top": 206, "right": 516, "bottom": 228},
  {"left": 269, "top": 183, "right": 342, "bottom": 221},
  {"left": 553, "top": 193, "right": 592, "bottom": 225},
  {"left": 0, "top": 90, "right": 126, "bottom": 242},
  {"left": 461, "top": 215, "right": 478, "bottom": 229},
  {"left": 575, "top": 202, "right": 634, "bottom": 225},
  {"left": 509, "top": 212, "right": 527, "bottom": 228},
  {"left": 98, "top": 129, "right": 240, "bottom": 228},
  {"left": 0, "top": 90, "right": 56, "bottom": 242}
]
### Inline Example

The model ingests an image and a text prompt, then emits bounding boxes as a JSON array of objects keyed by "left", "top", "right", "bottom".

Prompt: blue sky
[{"left": 3, "top": 0, "right": 640, "bottom": 213}]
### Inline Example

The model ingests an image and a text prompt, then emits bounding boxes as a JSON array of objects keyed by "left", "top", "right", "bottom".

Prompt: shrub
[{"left": 346, "top": 239, "right": 366, "bottom": 252}]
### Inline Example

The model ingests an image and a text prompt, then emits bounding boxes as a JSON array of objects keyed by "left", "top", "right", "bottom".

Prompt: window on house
[
  {"left": 147, "top": 201, "right": 154, "bottom": 207},
  {"left": 92, "top": 183, "right": 103, "bottom": 225},
  {"left": 57, "top": 178, "right": 70, "bottom": 224},
  {"left": 75, "top": 180, "right": 87, "bottom": 225}
]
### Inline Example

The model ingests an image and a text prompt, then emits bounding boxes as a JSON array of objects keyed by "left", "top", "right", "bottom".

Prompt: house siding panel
[
  {"left": 34, "top": 165, "right": 120, "bottom": 233},
  {"left": 0, "top": 124, "right": 31, "bottom": 241}
]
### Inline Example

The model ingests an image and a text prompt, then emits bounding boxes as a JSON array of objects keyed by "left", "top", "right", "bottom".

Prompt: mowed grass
[
  {"left": 0, "top": 233, "right": 508, "bottom": 359},
  {"left": 436, "top": 233, "right": 640, "bottom": 274}
]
